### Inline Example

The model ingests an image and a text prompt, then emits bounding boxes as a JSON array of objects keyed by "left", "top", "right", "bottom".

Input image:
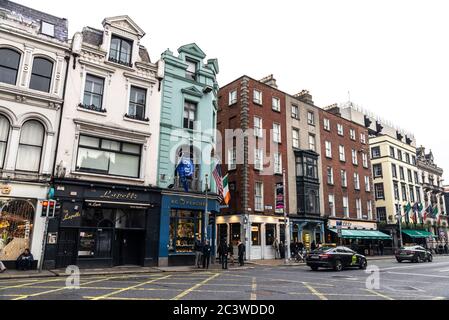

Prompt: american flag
[{"left": 212, "top": 162, "right": 224, "bottom": 203}]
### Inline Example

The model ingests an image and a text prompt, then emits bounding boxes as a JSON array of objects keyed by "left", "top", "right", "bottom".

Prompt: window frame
[
  {"left": 127, "top": 85, "right": 148, "bottom": 121},
  {"left": 337, "top": 124, "right": 344, "bottom": 136},
  {"left": 273, "top": 123, "right": 282, "bottom": 144},
  {"left": 29, "top": 56, "right": 54, "bottom": 93},
  {"left": 307, "top": 111, "right": 315, "bottom": 126},
  {"left": 339, "top": 145, "right": 346, "bottom": 162},
  {"left": 15, "top": 120, "right": 45, "bottom": 173},
  {"left": 272, "top": 97, "right": 281, "bottom": 112},
  {"left": 291, "top": 104, "right": 299, "bottom": 119},
  {"left": 255, "top": 182, "right": 264, "bottom": 212},
  {"left": 253, "top": 89, "right": 263, "bottom": 105},
  {"left": 323, "top": 118, "right": 331, "bottom": 131},
  {"left": 292, "top": 128, "right": 300, "bottom": 149},
  {"left": 254, "top": 116, "right": 263, "bottom": 138},
  {"left": 183, "top": 101, "right": 197, "bottom": 130},
  {"left": 0, "top": 48, "right": 21, "bottom": 85},
  {"left": 308, "top": 134, "right": 316, "bottom": 152},
  {"left": 82, "top": 74, "right": 105, "bottom": 111},
  {"left": 109, "top": 35, "right": 134, "bottom": 67},
  {"left": 325, "top": 141, "right": 332, "bottom": 158},
  {"left": 229, "top": 90, "right": 238, "bottom": 105},
  {"left": 0, "top": 115, "right": 10, "bottom": 169}
]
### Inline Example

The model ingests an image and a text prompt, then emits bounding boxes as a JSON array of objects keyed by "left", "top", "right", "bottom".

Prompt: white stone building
[{"left": 0, "top": 0, "right": 69, "bottom": 266}]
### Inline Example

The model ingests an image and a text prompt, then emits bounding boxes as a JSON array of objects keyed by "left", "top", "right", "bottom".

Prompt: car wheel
[
  {"left": 334, "top": 260, "right": 343, "bottom": 272},
  {"left": 311, "top": 266, "right": 319, "bottom": 271},
  {"left": 359, "top": 259, "right": 367, "bottom": 270},
  {"left": 428, "top": 255, "right": 433, "bottom": 263}
]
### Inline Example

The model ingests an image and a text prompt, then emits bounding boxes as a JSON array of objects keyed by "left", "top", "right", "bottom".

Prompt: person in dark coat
[
  {"left": 311, "top": 241, "right": 317, "bottom": 251},
  {"left": 378, "top": 241, "right": 384, "bottom": 256},
  {"left": 16, "top": 249, "right": 34, "bottom": 271},
  {"left": 279, "top": 241, "right": 285, "bottom": 259},
  {"left": 202, "top": 241, "right": 211, "bottom": 269},
  {"left": 217, "top": 240, "right": 223, "bottom": 264},
  {"left": 298, "top": 242, "right": 305, "bottom": 254},
  {"left": 220, "top": 241, "right": 229, "bottom": 269},
  {"left": 228, "top": 242, "right": 235, "bottom": 266},
  {"left": 238, "top": 241, "right": 246, "bottom": 266},
  {"left": 194, "top": 237, "right": 203, "bottom": 268}
]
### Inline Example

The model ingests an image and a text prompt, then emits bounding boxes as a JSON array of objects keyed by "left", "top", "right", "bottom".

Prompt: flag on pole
[
  {"left": 418, "top": 203, "right": 424, "bottom": 223},
  {"left": 222, "top": 174, "right": 231, "bottom": 205},
  {"left": 405, "top": 203, "right": 412, "bottom": 223},
  {"left": 176, "top": 156, "right": 194, "bottom": 192},
  {"left": 432, "top": 206, "right": 439, "bottom": 219},
  {"left": 212, "top": 162, "right": 224, "bottom": 203}
]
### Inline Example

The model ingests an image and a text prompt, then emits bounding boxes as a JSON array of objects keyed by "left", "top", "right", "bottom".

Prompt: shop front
[
  {"left": 0, "top": 182, "right": 48, "bottom": 269},
  {"left": 216, "top": 214, "right": 285, "bottom": 261},
  {"left": 43, "top": 180, "right": 161, "bottom": 269},
  {"left": 158, "top": 192, "right": 220, "bottom": 267},
  {"left": 290, "top": 216, "right": 326, "bottom": 251},
  {"left": 326, "top": 218, "right": 392, "bottom": 256}
]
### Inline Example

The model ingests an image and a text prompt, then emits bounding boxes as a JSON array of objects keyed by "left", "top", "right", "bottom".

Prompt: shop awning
[
  {"left": 402, "top": 229, "right": 437, "bottom": 239},
  {"left": 330, "top": 229, "right": 392, "bottom": 240}
]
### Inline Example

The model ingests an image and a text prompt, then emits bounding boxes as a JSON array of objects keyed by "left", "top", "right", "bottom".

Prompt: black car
[
  {"left": 395, "top": 246, "right": 433, "bottom": 263},
  {"left": 306, "top": 246, "right": 367, "bottom": 271}
]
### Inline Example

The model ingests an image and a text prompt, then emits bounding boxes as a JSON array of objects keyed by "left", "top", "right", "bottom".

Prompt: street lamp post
[{"left": 397, "top": 202, "right": 403, "bottom": 248}]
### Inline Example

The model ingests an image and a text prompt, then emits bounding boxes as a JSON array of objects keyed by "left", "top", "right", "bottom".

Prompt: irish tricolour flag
[{"left": 222, "top": 174, "right": 231, "bottom": 205}]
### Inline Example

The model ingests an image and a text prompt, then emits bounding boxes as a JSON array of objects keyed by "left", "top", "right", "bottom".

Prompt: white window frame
[
  {"left": 337, "top": 124, "right": 344, "bottom": 136},
  {"left": 228, "top": 148, "right": 236, "bottom": 170},
  {"left": 255, "top": 182, "right": 264, "bottom": 212},
  {"left": 308, "top": 134, "right": 316, "bottom": 151},
  {"left": 255, "top": 148, "right": 263, "bottom": 171},
  {"left": 343, "top": 196, "right": 349, "bottom": 217},
  {"left": 339, "top": 145, "right": 346, "bottom": 162},
  {"left": 291, "top": 105, "right": 299, "bottom": 119},
  {"left": 341, "top": 170, "right": 347, "bottom": 187},
  {"left": 325, "top": 141, "right": 332, "bottom": 158},
  {"left": 272, "top": 97, "right": 280, "bottom": 112},
  {"left": 362, "top": 153, "right": 368, "bottom": 168},
  {"left": 354, "top": 173, "right": 360, "bottom": 190},
  {"left": 292, "top": 129, "right": 300, "bottom": 149},
  {"left": 365, "top": 176, "right": 371, "bottom": 192},
  {"left": 367, "top": 201, "right": 373, "bottom": 220},
  {"left": 360, "top": 133, "right": 366, "bottom": 144},
  {"left": 253, "top": 89, "right": 262, "bottom": 104},
  {"left": 274, "top": 153, "right": 282, "bottom": 174},
  {"left": 273, "top": 123, "right": 281, "bottom": 143},
  {"left": 229, "top": 90, "right": 237, "bottom": 105},
  {"left": 41, "top": 21, "right": 55, "bottom": 37},
  {"left": 329, "top": 194, "right": 336, "bottom": 217},
  {"left": 356, "top": 199, "right": 362, "bottom": 219},
  {"left": 254, "top": 116, "right": 263, "bottom": 138},
  {"left": 350, "top": 129, "right": 356, "bottom": 141},
  {"left": 323, "top": 118, "right": 330, "bottom": 131},
  {"left": 307, "top": 111, "right": 315, "bottom": 125},
  {"left": 352, "top": 149, "right": 358, "bottom": 165},
  {"left": 327, "top": 167, "right": 334, "bottom": 185}
]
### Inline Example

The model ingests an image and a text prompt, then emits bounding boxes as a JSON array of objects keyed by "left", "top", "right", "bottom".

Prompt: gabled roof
[
  {"left": 178, "top": 43, "right": 206, "bottom": 59},
  {"left": 102, "top": 15, "right": 145, "bottom": 37}
]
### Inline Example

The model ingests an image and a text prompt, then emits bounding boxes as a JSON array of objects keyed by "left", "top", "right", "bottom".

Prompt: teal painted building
[{"left": 157, "top": 44, "right": 220, "bottom": 266}]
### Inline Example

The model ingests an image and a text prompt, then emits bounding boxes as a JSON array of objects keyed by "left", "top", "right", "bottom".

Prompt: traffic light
[{"left": 41, "top": 200, "right": 56, "bottom": 218}]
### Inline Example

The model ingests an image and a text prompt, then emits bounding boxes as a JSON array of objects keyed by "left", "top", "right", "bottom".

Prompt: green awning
[
  {"left": 330, "top": 229, "right": 392, "bottom": 240},
  {"left": 402, "top": 229, "right": 437, "bottom": 239}
]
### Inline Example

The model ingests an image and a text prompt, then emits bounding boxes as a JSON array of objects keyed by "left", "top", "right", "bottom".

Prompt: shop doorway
[
  {"left": 116, "top": 230, "right": 144, "bottom": 266},
  {"left": 56, "top": 229, "right": 78, "bottom": 268}
]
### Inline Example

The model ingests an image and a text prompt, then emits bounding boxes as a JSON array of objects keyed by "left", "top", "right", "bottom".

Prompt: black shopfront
[{"left": 43, "top": 180, "right": 161, "bottom": 269}]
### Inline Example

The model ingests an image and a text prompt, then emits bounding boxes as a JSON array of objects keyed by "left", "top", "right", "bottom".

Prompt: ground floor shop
[
  {"left": 43, "top": 180, "right": 161, "bottom": 269},
  {"left": 216, "top": 214, "right": 287, "bottom": 261},
  {"left": 158, "top": 192, "right": 220, "bottom": 267},
  {"left": 290, "top": 216, "right": 326, "bottom": 251},
  {"left": 0, "top": 181, "right": 48, "bottom": 269},
  {"left": 326, "top": 218, "right": 392, "bottom": 256}
]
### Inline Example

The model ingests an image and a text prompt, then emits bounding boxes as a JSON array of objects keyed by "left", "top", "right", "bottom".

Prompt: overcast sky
[{"left": 17, "top": 0, "right": 449, "bottom": 182}]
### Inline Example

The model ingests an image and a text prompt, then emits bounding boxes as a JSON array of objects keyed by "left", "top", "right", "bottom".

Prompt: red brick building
[
  {"left": 216, "top": 75, "right": 289, "bottom": 260},
  {"left": 318, "top": 105, "right": 377, "bottom": 250}
]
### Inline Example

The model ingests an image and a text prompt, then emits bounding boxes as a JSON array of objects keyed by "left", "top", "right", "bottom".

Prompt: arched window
[
  {"left": 0, "top": 48, "right": 21, "bottom": 85},
  {"left": 16, "top": 120, "right": 45, "bottom": 172},
  {"left": 29, "top": 57, "right": 53, "bottom": 92},
  {"left": 0, "top": 115, "right": 10, "bottom": 169}
]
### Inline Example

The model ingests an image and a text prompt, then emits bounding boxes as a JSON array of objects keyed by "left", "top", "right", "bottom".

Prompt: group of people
[
  {"left": 194, "top": 237, "right": 246, "bottom": 270},
  {"left": 0, "top": 249, "right": 35, "bottom": 273}
]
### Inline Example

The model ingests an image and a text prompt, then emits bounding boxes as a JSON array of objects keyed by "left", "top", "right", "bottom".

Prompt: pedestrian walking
[
  {"left": 279, "top": 241, "right": 285, "bottom": 259},
  {"left": 273, "top": 238, "right": 279, "bottom": 260},
  {"left": 238, "top": 241, "right": 246, "bottom": 266},
  {"left": 194, "top": 236, "right": 203, "bottom": 268},
  {"left": 228, "top": 242, "right": 235, "bottom": 266},
  {"left": 221, "top": 241, "right": 229, "bottom": 270},
  {"left": 202, "top": 240, "right": 211, "bottom": 269},
  {"left": 378, "top": 241, "right": 384, "bottom": 256}
]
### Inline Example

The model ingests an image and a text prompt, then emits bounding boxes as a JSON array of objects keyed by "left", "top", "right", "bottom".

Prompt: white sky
[{"left": 17, "top": 0, "right": 449, "bottom": 182}]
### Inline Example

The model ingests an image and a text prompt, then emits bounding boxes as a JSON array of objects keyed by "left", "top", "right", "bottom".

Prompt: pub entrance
[
  {"left": 55, "top": 229, "right": 78, "bottom": 269},
  {"left": 115, "top": 229, "right": 145, "bottom": 266}
]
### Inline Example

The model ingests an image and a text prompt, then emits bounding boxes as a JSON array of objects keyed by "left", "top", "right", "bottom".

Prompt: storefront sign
[
  {"left": 62, "top": 211, "right": 81, "bottom": 222},
  {"left": 170, "top": 198, "right": 206, "bottom": 208},
  {"left": 84, "top": 188, "right": 150, "bottom": 203},
  {"left": 275, "top": 183, "right": 284, "bottom": 213},
  {"left": 60, "top": 202, "right": 83, "bottom": 227},
  {"left": 328, "top": 219, "right": 377, "bottom": 230}
]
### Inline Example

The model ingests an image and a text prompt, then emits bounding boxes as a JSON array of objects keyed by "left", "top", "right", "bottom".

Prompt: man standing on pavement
[
  {"left": 238, "top": 240, "right": 246, "bottom": 266},
  {"left": 202, "top": 240, "right": 211, "bottom": 269},
  {"left": 379, "top": 241, "right": 384, "bottom": 256},
  {"left": 194, "top": 236, "right": 203, "bottom": 268},
  {"left": 221, "top": 241, "right": 229, "bottom": 269}
]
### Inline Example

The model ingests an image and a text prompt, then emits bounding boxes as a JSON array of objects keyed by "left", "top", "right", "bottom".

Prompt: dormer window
[
  {"left": 41, "top": 21, "right": 55, "bottom": 37},
  {"left": 186, "top": 59, "right": 197, "bottom": 81},
  {"left": 109, "top": 35, "right": 133, "bottom": 67}
]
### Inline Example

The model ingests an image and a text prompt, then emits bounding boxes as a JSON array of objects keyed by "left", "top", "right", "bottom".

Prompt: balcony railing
[
  {"left": 78, "top": 103, "right": 107, "bottom": 113},
  {"left": 173, "top": 176, "right": 203, "bottom": 192},
  {"left": 108, "top": 56, "right": 133, "bottom": 68}
]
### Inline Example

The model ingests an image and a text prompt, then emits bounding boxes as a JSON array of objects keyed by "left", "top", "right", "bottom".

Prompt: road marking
[
  {"left": 13, "top": 276, "right": 120, "bottom": 300},
  {"left": 439, "top": 269, "right": 449, "bottom": 272},
  {"left": 171, "top": 273, "right": 220, "bottom": 301},
  {"left": 84, "top": 296, "right": 163, "bottom": 301},
  {"left": 365, "top": 289, "right": 394, "bottom": 300},
  {"left": 380, "top": 261, "right": 449, "bottom": 271},
  {"left": 251, "top": 277, "right": 257, "bottom": 300},
  {"left": 387, "top": 271, "right": 449, "bottom": 279},
  {"left": 90, "top": 275, "right": 171, "bottom": 301},
  {"left": 0, "top": 278, "right": 66, "bottom": 291},
  {"left": 303, "top": 282, "right": 328, "bottom": 300}
]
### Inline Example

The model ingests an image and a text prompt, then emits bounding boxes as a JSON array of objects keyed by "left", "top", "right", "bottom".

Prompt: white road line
[
  {"left": 380, "top": 261, "right": 449, "bottom": 271},
  {"left": 387, "top": 271, "right": 449, "bottom": 279}
]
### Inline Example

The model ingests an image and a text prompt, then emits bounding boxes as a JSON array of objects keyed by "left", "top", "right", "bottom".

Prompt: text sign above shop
[
  {"left": 84, "top": 189, "right": 151, "bottom": 203},
  {"left": 328, "top": 219, "right": 377, "bottom": 231}
]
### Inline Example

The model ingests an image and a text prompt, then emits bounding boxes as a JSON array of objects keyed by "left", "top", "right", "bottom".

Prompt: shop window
[
  {"left": 78, "top": 229, "right": 112, "bottom": 258},
  {"left": 265, "top": 224, "right": 276, "bottom": 246},
  {"left": 217, "top": 224, "right": 228, "bottom": 244},
  {"left": 169, "top": 209, "right": 202, "bottom": 254},
  {"left": 230, "top": 223, "right": 241, "bottom": 246},
  {"left": 251, "top": 224, "right": 261, "bottom": 246},
  {"left": 0, "top": 198, "right": 35, "bottom": 261},
  {"left": 81, "top": 208, "right": 115, "bottom": 228},
  {"left": 76, "top": 135, "right": 141, "bottom": 178},
  {"left": 0, "top": 115, "right": 10, "bottom": 169},
  {"left": 16, "top": 120, "right": 45, "bottom": 172}
]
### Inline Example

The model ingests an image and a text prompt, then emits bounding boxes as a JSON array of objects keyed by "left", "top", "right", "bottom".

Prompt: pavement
[{"left": 1, "top": 256, "right": 449, "bottom": 300}]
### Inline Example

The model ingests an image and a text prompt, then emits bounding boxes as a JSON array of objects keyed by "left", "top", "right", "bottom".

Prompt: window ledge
[
  {"left": 77, "top": 106, "right": 107, "bottom": 116},
  {"left": 123, "top": 115, "right": 150, "bottom": 125},
  {"left": 104, "top": 60, "right": 135, "bottom": 72},
  {"left": 72, "top": 171, "right": 145, "bottom": 183}
]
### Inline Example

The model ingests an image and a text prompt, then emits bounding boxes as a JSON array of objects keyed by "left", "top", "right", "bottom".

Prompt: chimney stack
[
  {"left": 324, "top": 103, "right": 341, "bottom": 116},
  {"left": 259, "top": 74, "right": 278, "bottom": 89},
  {"left": 294, "top": 90, "right": 314, "bottom": 105}
]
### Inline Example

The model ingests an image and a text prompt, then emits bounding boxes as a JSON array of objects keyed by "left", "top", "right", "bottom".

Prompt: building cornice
[{"left": 0, "top": 26, "right": 69, "bottom": 51}]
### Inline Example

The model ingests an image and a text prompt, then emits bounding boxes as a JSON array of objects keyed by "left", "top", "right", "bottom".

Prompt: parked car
[
  {"left": 306, "top": 246, "right": 368, "bottom": 271},
  {"left": 395, "top": 246, "right": 433, "bottom": 263}
]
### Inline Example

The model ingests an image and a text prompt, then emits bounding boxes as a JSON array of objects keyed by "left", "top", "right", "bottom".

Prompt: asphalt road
[{"left": 1, "top": 256, "right": 449, "bottom": 300}]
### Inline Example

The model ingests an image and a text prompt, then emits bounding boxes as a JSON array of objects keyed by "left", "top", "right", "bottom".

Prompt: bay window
[{"left": 76, "top": 135, "right": 141, "bottom": 178}]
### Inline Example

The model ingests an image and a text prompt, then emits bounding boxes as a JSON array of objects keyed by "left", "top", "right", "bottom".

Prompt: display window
[
  {"left": 169, "top": 209, "right": 202, "bottom": 254},
  {"left": 0, "top": 198, "right": 36, "bottom": 260}
]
